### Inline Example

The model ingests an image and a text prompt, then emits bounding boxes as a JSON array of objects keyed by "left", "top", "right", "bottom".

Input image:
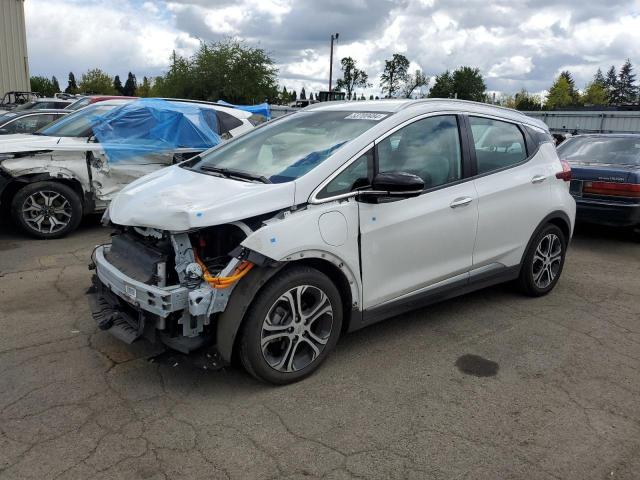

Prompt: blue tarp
[
  {"left": 216, "top": 100, "right": 271, "bottom": 120},
  {"left": 92, "top": 98, "right": 221, "bottom": 163}
]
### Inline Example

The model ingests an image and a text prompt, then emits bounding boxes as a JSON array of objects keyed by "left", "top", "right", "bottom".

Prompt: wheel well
[
  {"left": 547, "top": 215, "right": 571, "bottom": 241},
  {"left": 1, "top": 175, "right": 86, "bottom": 213},
  {"left": 225, "top": 257, "right": 356, "bottom": 366},
  {"left": 292, "top": 258, "right": 354, "bottom": 334}
]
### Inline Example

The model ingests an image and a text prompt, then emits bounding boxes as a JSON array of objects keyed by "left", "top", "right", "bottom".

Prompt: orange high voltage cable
[{"left": 195, "top": 254, "right": 254, "bottom": 289}]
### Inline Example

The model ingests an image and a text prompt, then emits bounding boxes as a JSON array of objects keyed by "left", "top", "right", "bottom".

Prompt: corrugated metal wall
[
  {"left": 524, "top": 111, "right": 640, "bottom": 134},
  {"left": 0, "top": 0, "right": 29, "bottom": 94}
]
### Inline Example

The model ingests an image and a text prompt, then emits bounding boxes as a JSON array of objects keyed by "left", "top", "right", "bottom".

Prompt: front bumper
[
  {"left": 574, "top": 197, "right": 640, "bottom": 228},
  {"left": 89, "top": 243, "right": 221, "bottom": 352}
]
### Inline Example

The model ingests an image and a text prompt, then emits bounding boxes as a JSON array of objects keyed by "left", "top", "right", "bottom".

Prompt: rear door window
[{"left": 469, "top": 117, "right": 527, "bottom": 174}]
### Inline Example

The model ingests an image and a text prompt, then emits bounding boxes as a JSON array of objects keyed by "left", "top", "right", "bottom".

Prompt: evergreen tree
[
  {"left": 369, "top": 94, "right": 374, "bottom": 100},
  {"left": 51, "top": 76, "right": 60, "bottom": 94},
  {"left": 545, "top": 75, "right": 573, "bottom": 110},
  {"left": 605, "top": 66, "right": 617, "bottom": 105},
  {"left": 123, "top": 72, "right": 137, "bottom": 96},
  {"left": 137, "top": 76, "right": 152, "bottom": 97},
  {"left": 113, "top": 75, "right": 124, "bottom": 95},
  {"left": 300, "top": 87, "right": 306, "bottom": 100},
  {"left": 593, "top": 68, "right": 606, "bottom": 86},
  {"left": 559, "top": 70, "right": 579, "bottom": 104},
  {"left": 291, "top": 90, "right": 297, "bottom": 101},
  {"left": 428, "top": 71, "right": 454, "bottom": 98},
  {"left": 65, "top": 72, "right": 78, "bottom": 94},
  {"left": 614, "top": 59, "right": 637, "bottom": 104}
]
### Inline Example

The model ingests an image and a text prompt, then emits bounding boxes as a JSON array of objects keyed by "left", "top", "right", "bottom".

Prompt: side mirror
[{"left": 359, "top": 171, "right": 424, "bottom": 200}]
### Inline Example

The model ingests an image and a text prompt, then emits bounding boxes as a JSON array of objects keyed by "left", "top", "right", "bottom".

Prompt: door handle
[
  {"left": 531, "top": 175, "right": 546, "bottom": 184},
  {"left": 450, "top": 197, "right": 473, "bottom": 208}
]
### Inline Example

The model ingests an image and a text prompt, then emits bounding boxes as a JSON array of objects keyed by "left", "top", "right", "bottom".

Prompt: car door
[
  {"left": 469, "top": 115, "right": 552, "bottom": 269},
  {"left": 358, "top": 114, "right": 478, "bottom": 310}
]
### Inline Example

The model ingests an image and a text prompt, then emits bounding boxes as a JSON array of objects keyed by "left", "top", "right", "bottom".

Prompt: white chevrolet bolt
[{"left": 91, "top": 99, "right": 576, "bottom": 384}]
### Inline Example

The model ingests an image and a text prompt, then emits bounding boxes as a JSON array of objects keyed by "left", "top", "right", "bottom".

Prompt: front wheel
[
  {"left": 239, "top": 266, "right": 343, "bottom": 385},
  {"left": 518, "top": 224, "right": 567, "bottom": 297},
  {"left": 11, "top": 181, "right": 83, "bottom": 239}
]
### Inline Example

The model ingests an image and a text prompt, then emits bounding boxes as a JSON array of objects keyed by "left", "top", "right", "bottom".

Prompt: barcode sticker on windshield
[{"left": 344, "top": 113, "right": 387, "bottom": 121}]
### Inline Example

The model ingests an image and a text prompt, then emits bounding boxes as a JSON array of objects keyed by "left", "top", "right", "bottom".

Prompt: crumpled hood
[
  {"left": 0, "top": 134, "right": 63, "bottom": 153},
  {"left": 0, "top": 134, "right": 92, "bottom": 155},
  {"left": 109, "top": 165, "right": 296, "bottom": 231}
]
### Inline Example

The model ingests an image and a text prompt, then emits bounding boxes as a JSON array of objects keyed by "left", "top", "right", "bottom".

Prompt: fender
[
  {"left": 519, "top": 210, "right": 573, "bottom": 268},
  {"left": 215, "top": 263, "right": 285, "bottom": 363}
]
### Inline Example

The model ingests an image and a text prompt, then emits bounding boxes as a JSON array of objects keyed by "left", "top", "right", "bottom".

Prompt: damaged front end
[{"left": 88, "top": 221, "right": 274, "bottom": 364}]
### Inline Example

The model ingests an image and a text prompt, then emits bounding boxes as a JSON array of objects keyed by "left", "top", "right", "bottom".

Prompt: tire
[
  {"left": 239, "top": 265, "right": 343, "bottom": 385},
  {"left": 10, "top": 181, "right": 83, "bottom": 239},
  {"left": 518, "top": 223, "right": 567, "bottom": 297}
]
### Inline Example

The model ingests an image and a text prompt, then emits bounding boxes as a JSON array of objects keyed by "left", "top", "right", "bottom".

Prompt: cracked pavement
[{"left": 0, "top": 218, "right": 639, "bottom": 480}]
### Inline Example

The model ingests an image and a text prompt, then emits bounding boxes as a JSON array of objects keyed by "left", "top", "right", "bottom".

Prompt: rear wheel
[
  {"left": 11, "top": 181, "right": 83, "bottom": 239},
  {"left": 239, "top": 266, "right": 343, "bottom": 385},
  {"left": 518, "top": 224, "right": 567, "bottom": 296}
]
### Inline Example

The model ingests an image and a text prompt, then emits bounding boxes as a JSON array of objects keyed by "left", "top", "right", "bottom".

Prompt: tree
[
  {"left": 189, "top": 39, "right": 278, "bottom": 103},
  {"left": 51, "top": 76, "right": 60, "bottom": 94},
  {"left": 581, "top": 81, "right": 608, "bottom": 106},
  {"left": 402, "top": 69, "right": 429, "bottom": 98},
  {"left": 78, "top": 68, "right": 116, "bottom": 94},
  {"left": 613, "top": 59, "right": 637, "bottom": 104},
  {"left": 65, "top": 72, "right": 78, "bottom": 94},
  {"left": 369, "top": 94, "right": 374, "bottom": 100},
  {"left": 300, "top": 87, "right": 306, "bottom": 100},
  {"left": 30, "top": 76, "right": 56, "bottom": 96},
  {"left": 336, "top": 57, "right": 370, "bottom": 100},
  {"left": 379, "top": 53, "right": 410, "bottom": 98},
  {"left": 545, "top": 75, "right": 573, "bottom": 110},
  {"left": 113, "top": 75, "right": 124, "bottom": 95},
  {"left": 605, "top": 66, "right": 617, "bottom": 105},
  {"left": 429, "top": 67, "right": 486, "bottom": 101},
  {"left": 137, "top": 76, "right": 152, "bottom": 97},
  {"left": 428, "top": 71, "right": 454, "bottom": 98},
  {"left": 123, "top": 72, "right": 137, "bottom": 96},
  {"left": 291, "top": 90, "right": 297, "bottom": 101},
  {"left": 559, "top": 70, "right": 580, "bottom": 104},
  {"left": 452, "top": 67, "right": 487, "bottom": 101},
  {"left": 513, "top": 89, "right": 541, "bottom": 110}
]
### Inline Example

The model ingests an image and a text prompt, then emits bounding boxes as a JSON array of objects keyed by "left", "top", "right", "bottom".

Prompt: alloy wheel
[
  {"left": 21, "top": 190, "right": 73, "bottom": 235},
  {"left": 532, "top": 233, "right": 563, "bottom": 289},
  {"left": 261, "top": 285, "right": 334, "bottom": 373}
]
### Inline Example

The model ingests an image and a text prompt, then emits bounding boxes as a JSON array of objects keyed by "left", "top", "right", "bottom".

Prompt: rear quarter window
[{"left": 469, "top": 117, "right": 528, "bottom": 174}]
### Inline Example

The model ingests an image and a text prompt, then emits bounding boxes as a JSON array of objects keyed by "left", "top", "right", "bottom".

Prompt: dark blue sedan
[{"left": 557, "top": 134, "right": 640, "bottom": 231}]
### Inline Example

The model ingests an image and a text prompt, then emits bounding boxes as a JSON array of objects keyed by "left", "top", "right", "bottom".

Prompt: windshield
[
  {"left": 557, "top": 136, "right": 640, "bottom": 166},
  {"left": 191, "top": 111, "right": 389, "bottom": 183},
  {"left": 66, "top": 97, "right": 91, "bottom": 111},
  {"left": 14, "top": 102, "right": 36, "bottom": 112},
  {"left": 35, "top": 103, "right": 119, "bottom": 137}
]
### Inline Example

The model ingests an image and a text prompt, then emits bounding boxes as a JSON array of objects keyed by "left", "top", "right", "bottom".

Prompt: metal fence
[{"left": 523, "top": 111, "right": 640, "bottom": 134}]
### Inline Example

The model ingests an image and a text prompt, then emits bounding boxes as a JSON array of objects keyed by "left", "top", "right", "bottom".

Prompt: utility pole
[{"left": 329, "top": 33, "right": 339, "bottom": 93}]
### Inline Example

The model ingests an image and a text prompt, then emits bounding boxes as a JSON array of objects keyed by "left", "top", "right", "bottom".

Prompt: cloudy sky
[{"left": 25, "top": 0, "right": 640, "bottom": 97}]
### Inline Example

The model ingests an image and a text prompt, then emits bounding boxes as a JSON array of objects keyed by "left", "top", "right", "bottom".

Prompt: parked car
[
  {"left": 65, "top": 95, "right": 139, "bottom": 111},
  {"left": 0, "top": 109, "right": 69, "bottom": 135},
  {"left": 0, "top": 91, "right": 39, "bottom": 111},
  {"left": 557, "top": 134, "right": 640, "bottom": 231},
  {"left": 12, "top": 98, "right": 73, "bottom": 111},
  {"left": 90, "top": 99, "right": 576, "bottom": 385},
  {"left": 0, "top": 99, "right": 255, "bottom": 238}
]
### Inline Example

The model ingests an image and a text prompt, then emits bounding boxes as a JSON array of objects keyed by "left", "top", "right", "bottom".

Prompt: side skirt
[{"left": 355, "top": 264, "right": 521, "bottom": 331}]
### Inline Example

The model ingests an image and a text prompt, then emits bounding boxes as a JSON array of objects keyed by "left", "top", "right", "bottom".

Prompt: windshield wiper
[{"left": 200, "top": 165, "right": 272, "bottom": 184}]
